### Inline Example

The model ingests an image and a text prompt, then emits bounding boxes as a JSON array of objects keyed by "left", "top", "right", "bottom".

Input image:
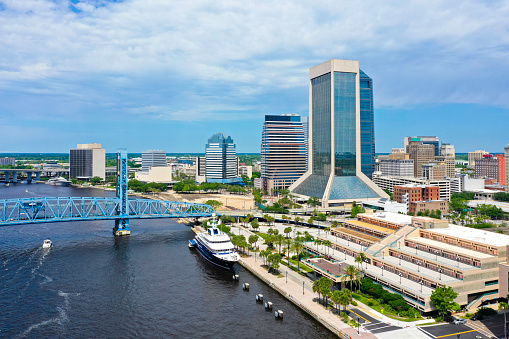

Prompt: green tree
[
  {"left": 90, "top": 176, "right": 102, "bottom": 185},
  {"left": 383, "top": 189, "right": 394, "bottom": 201},
  {"left": 250, "top": 219, "right": 259, "bottom": 230},
  {"left": 355, "top": 252, "right": 367, "bottom": 270},
  {"left": 106, "top": 175, "right": 117, "bottom": 185},
  {"left": 322, "top": 240, "right": 332, "bottom": 256},
  {"left": 205, "top": 200, "right": 223, "bottom": 209},
  {"left": 307, "top": 196, "right": 320, "bottom": 207},
  {"left": 248, "top": 234, "right": 259, "bottom": 250},
  {"left": 430, "top": 286, "right": 460, "bottom": 317},
  {"left": 284, "top": 226, "right": 292, "bottom": 238},
  {"left": 350, "top": 202, "right": 365, "bottom": 218},
  {"left": 341, "top": 265, "right": 362, "bottom": 291},
  {"left": 267, "top": 253, "right": 282, "bottom": 273},
  {"left": 293, "top": 240, "right": 304, "bottom": 272},
  {"left": 275, "top": 234, "right": 285, "bottom": 254},
  {"left": 283, "top": 238, "right": 293, "bottom": 264},
  {"left": 337, "top": 288, "right": 353, "bottom": 312}
]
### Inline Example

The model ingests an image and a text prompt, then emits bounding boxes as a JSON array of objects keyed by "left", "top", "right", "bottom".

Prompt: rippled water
[{"left": 0, "top": 183, "right": 334, "bottom": 338}]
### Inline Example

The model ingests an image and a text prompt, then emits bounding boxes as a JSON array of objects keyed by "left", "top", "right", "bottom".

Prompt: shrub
[
  {"left": 435, "top": 316, "right": 443, "bottom": 323},
  {"left": 367, "top": 300, "right": 374, "bottom": 306},
  {"left": 351, "top": 300, "right": 358, "bottom": 306},
  {"left": 476, "top": 307, "right": 497, "bottom": 317}
]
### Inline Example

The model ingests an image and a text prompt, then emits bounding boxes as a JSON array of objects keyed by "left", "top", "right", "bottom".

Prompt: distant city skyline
[{"left": 0, "top": 1, "right": 508, "bottom": 153}]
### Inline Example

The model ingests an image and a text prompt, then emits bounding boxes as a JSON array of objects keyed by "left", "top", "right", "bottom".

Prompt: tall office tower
[
  {"left": 475, "top": 155, "right": 498, "bottom": 179},
  {"left": 360, "top": 70, "right": 376, "bottom": 178},
  {"left": 406, "top": 140, "right": 435, "bottom": 177},
  {"left": 261, "top": 114, "right": 307, "bottom": 195},
  {"left": 494, "top": 154, "right": 506, "bottom": 186},
  {"left": 70, "top": 143, "right": 106, "bottom": 180},
  {"left": 468, "top": 150, "right": 489, "bottom": 167},
  {"left": 141, "top": 150, "right": 166, "bottom": 172},
  {"left": 505, "top": 144, "right": 509, "bottom": 193},
  {"left": 440, "top": 143, "right": 455, "bottom": 157},
  {"left": 301, "top": 116, "right": 309, "bottom": 170},
  {"left": 405, "top": 136, "right": 440, "bottom": 157},
  {"left": 290, "top": 59, "right": 387, "bottom": 207},
  {"left": 205, "top": 133, "right": 241, "bottom": 184}
]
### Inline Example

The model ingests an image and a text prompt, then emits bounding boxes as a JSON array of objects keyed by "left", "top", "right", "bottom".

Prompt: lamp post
[
  {"left": 365, "top": 259, "right": 369, "bottom": 271},
  {"left": 344, "top": 250, "right": 347, "bottom": 260},
  {"left": 303, "top": 281, "right": 305, "bottom": 295},
  {"left": 255, "top": 252, "right": 257, "bottom": 262},
  {"left": 399, "top": 273, "right": 402, "bottom": 284},
  {"left": 286, "top": 271, "right": 288, "bottom": 283},
  {"left": 435, "top": 250, "right": 439, "bottom": 261},
  {"left": 381, "top": 265, "right": 384, "bottom": 276},
  {"left": 357, "top": 317, "right": 360, "bottom": 334},
  {"left": 438, "top": 268, "right": 442, "bottom": 280},
  {"left": 420, "top": 280, "right": 424, "bottom": 293},
  {"left": 399, "top": 255, "right": 403, "bottom": 265},
  {"left": 417, "top": 261, "right": 421, "bottom": 272},
  {"left": 456, "top": 256, "right": 460, "bottom": 267}
]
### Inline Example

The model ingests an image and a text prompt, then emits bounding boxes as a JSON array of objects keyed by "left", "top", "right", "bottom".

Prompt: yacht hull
[{"left": 194, "top": 238, "right": 236, "bottom": 270}]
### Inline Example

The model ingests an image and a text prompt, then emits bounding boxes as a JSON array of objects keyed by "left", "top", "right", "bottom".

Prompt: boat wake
[{"left": 17, "top": 290, "right": 80, "bottom": 338}]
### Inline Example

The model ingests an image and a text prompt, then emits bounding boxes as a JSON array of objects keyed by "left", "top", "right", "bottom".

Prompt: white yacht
[
  {"left": 46, "top": 177, "right": 71, "bottom": 186},
  {"left": 43, "top": 239, "right": 52, "bottom": 248},
  {"left": 189, "top": 213, "right": 239, "bottom": 270}
]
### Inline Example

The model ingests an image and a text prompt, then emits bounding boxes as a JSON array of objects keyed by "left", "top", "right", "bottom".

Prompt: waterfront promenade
[{"left": 231, "top": 224, "right": 377, "bottom": 338}]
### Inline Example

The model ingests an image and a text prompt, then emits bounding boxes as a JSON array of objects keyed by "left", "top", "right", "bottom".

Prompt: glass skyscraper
[
  {"left": 205, "top": 133, "right": 241, "bottom": 184},
  {"left": 290, "top": 59, "right": 386, "bottom": 206}
]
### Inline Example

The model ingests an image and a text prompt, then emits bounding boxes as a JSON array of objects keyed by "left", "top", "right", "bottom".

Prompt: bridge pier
[
  {"left": 12, "top": 171, "right": 18, "bottom": 183},
  {"left": 27, "top": 172, "right": 33, "bottom": 183},
  {"left": 113, "top": 149, "right": 130, "bottom": 236},
  {"left": 35, "top": 172, "right": 41, "bottom": 181}
]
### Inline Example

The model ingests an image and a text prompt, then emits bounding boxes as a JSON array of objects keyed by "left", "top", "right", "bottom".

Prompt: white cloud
[{"left": 0, "top": 0, "right": 508, "bottom": 124}]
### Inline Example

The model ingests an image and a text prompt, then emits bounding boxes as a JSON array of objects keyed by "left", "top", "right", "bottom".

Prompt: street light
[
  {"left": 303, "top": 281, "right": 305, "bottom": 295},
  {"left": 456, "top": 256, "right": 460, "bottom": 267},
  {"left": 381, "top": 265, "right": 384, "bottom": 276},
  {"left": 399, "top": 273, "right": 402, "bottom": 284},
  {"left": 344, "top": 250, "right": 347, "bottom": 260},
  {"left": 435, "top": 250, "right": 439, "bottom": 261},
  {"left": 420, "top": 280, "right": 424, "bottom": 293},
  {"left": 438, "top": 268, "right": 442, "bottom": 280},
  {"left": 286, "top": 271, "right": 288, "bottom": 283},
  {"left": 399, "top": 255, "right": 403, "bottom": 265},
  {"left": 357, "top": 317, "right": 360, "bottom": 334},
  {"left": 417, "top": 261, "right": 421, "bottom": 272}
]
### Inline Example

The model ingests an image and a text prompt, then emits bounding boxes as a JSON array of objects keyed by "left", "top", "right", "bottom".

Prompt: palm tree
[
  {"left": 293, "top": 240, "right": 304, "bottom": 272},
  {"left": 314, "top": 238, "right": 322, "bottom": 250},
  {"left": 338, "top": 288, "right": 353, "bottom": 312},
  {"left": 341, "top": 265, "right": 362, "bottom": 292},
  {"left": 322, "top": 240, "right": 332, "bottom": 256},
  {"left": 331, "top": 290, "right": 342, "bottom": 314},
  {"left": 283, "top": 238, "right": 293, "bottom": 264},
  {"left": 319, "top": 277, "right": 334, "bottom": 306},
  {"left": 275, "top": 234, "right": 285, "bottom": 254},
  {"left": 313, "top": 279, "right": 323, "bottom": 304},
  {"left": 284, "top": 226, "right": 292, "bottom": 238},
  {"left": 355, "top": 252, "right": 367, "bottom": 270}
]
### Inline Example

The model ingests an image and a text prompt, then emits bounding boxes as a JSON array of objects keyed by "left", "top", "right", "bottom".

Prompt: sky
[{"left": 0, "top": 0, "right": 508, "bottom": 154}]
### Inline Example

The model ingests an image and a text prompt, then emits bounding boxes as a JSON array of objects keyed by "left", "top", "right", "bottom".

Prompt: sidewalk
[{"left": 233, "top": 224, "right": 377, "bottom": 338}]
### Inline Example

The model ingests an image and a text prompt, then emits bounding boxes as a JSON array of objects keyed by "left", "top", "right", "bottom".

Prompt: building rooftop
[
  {"left": 360, "top": 212, "right": 413, "bottom": 226},
  {"left": 345, "top": 220, "right": 396, "bottom": 235},
  {"left": 412, "top": 237, "right": 494, "bottom": 259},
  {"left": 431, "top": 224, "right": 509, "bottom": 248}
]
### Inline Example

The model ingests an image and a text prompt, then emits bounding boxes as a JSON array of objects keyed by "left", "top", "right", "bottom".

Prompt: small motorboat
[
  {"left": 188, "top": 239, "right": 196, "bottom": 248},
  {"left": 42, "top": 239, "right": 53, "bottom": 249}
]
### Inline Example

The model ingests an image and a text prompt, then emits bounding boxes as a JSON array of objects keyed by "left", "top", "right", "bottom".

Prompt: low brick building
[{"left": 409, "top": 200, "right": 449, "bottom": 215}]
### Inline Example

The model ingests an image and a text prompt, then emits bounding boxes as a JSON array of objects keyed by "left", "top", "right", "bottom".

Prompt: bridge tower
[{"left": 114, "top": 148, "right": 130, "bottom": 236}]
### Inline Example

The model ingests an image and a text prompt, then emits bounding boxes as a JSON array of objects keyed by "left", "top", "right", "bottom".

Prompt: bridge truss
[{"left": 0, "top": 197, "right": 215, "bottom": 227}]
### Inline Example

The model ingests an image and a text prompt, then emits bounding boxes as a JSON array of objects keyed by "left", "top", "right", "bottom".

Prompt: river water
[{"left": 0, "top": 183, "right": 334, "bottom": 338}]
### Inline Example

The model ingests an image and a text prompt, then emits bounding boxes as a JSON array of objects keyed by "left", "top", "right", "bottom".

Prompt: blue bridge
[{"left": 0, "top": 150, "right": 215, "bottom": 236}]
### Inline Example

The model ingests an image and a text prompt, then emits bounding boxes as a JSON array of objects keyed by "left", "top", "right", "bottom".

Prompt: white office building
[
  {"left": 142, "top": 150, "right": 167, "bottom": 172},
  {"left": 69, "top": 143, "right": 106, "bottom": 180}
]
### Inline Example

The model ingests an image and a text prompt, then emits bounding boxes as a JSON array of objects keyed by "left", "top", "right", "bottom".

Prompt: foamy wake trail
[{"left": 17, "top": 290, "right": 79, "bottom": 338}]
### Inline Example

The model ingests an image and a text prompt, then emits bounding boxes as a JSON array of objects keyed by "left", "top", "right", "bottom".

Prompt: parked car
[
  {"left": 453, "top": 318, "right": 467, "bottom": 325},
  {"left": 471, "top": 315, "right": 484, "bottom": 321}
]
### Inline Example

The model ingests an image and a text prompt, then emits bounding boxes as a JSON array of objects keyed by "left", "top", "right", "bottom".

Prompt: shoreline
[{"left": 237, "top": 255, "right": 376, "bottom": 338}]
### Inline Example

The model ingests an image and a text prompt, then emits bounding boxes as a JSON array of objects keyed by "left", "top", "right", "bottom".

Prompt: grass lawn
[{"left": 352, "top": 293, "right": 422, "bottom": 322}]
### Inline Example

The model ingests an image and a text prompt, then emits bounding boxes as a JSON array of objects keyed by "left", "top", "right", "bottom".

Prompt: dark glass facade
[
  {"left": 334, "top": 71, "right": 357, "bottom": 177},
  {"left": 311, "top": 73, "right": 331, "bottom": 176},
  {"left": 360, "top": 70, "right": 375, "bottom": 179}
]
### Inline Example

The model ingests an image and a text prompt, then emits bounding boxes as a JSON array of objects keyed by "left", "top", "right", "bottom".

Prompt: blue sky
[{"left": 0, "top": 0, "right": 508, "bottom": 154}]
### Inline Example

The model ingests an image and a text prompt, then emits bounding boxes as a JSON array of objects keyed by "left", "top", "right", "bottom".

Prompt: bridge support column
[
  {"left": 35, "top": 172, "right": 41, "bottom": 181},
  {"left": 27, "top": 172, "right": 33, "bottom": 183},
  {"left": 113, "top": 149, "right": 130, "bottom": 236},
  {"left": 12, "top": 171, "right": 18, "bottom": 183}
]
